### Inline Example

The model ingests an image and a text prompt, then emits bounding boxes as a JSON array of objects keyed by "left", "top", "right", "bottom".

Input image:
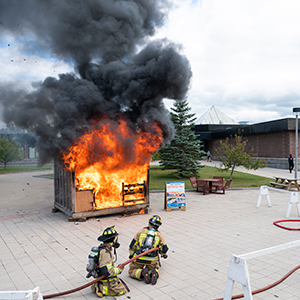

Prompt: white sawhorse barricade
[
  {"left": 0, "top": 287, "right": 43, "bottom": 300},
  {"left": 257, "top": 185, "right": 300, "bottom": 218},
  {"left": 223, "top": 240, "right": 300, "bottom": 300}
]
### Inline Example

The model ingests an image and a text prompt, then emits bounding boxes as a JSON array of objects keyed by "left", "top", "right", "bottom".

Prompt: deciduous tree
[
  {"left": 0, "top": 136, "right": 24, "bottom": 169},
  {"left": 215, "top": 134, "right": 265, "bottom": 179}
]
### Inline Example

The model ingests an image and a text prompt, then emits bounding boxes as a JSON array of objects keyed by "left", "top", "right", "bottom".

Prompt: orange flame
[
  {"left": 123, "top": 209, "right": 145, "bottom": 217},
  {"left": 61, "top": 118, "right": 163, "bottom": 210}
]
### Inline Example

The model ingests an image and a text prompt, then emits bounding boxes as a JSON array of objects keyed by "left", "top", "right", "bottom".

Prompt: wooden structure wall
[{"left": 53, "top": 159, "right": 150, "bottom": 219}]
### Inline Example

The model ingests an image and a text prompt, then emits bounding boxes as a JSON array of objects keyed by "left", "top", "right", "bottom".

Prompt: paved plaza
[{"left": 0, "top": 164, "right": 300, "bottom": 299}]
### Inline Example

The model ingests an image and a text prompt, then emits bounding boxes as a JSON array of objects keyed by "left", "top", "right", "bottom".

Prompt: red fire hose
[
  {"left": 42, "top": 245, "right": 300, "bottom": 299},
  {"left": 213, "top": 263, "right": 300, "bottom": 300},
  {"left": 213, "top": 218, "right": 300, "bottom": 299},
  {"left": 43, "top": 247, "right": 159, "bottom": 299},
  {"left": 273, "top": 219, "right": 300, "bottom": 231}
]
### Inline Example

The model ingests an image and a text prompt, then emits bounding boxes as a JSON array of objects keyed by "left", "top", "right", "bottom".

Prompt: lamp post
[{"left": 293, "top": 108, "right": 300, "bottom": 178}]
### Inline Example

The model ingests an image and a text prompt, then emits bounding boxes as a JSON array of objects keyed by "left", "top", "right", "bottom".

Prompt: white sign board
[{"left": 165, "top": 182, "right": 186, "bottom": 209}]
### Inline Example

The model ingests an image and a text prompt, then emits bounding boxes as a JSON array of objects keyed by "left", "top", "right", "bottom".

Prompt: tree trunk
[{"left": 230, "top": 164, "right": 235, "bottom": 180}]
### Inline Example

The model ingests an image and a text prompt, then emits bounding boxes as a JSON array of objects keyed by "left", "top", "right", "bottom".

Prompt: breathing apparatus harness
[
  {"left": 86, "top": 227, "right": 120, "bottom": 279},
  {"left": 140, "top": 227, "right": 156, "bottom": 255},
  {"left": 111, "top": 235, "right": 120, "bottom": 261},
  {"left": 136, "top": 216, "right": 160, "bottom": 257},
  {"left": 85, "top": 236, "right": 130, "bottom": 295},
  {"left": 86, "top": 244, "right": 108, "bottom": 278},
  {"left": 132, "top": 216, "right": 168, "bottom": 259}
]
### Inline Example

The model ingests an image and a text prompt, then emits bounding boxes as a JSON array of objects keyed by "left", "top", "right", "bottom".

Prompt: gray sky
[
  {"left": 158, "top": 0, "right": 300, "bottom": 123},
  {"left": 1, "top": 0, "right": 300, "bottom": 126}
]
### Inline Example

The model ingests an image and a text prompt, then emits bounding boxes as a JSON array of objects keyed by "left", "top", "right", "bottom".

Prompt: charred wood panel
[{"left": 54, "top": 158, "right": 75, "bottom": 216}]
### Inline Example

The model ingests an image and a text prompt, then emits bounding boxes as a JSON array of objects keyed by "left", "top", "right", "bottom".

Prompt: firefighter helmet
[
  {"left": 149, "top": 215, "right": 162, "bottom": 227},
  {"left": 97, "top": 226, "right": 118, "bottom": 243}
]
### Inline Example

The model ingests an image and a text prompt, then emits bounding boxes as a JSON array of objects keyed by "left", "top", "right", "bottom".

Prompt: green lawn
[
  {"left": 0, "top": 164, "right": 270, "bottom": 190},
  {"left": 0, "top": 165, "right": 53, "bottom": 174},
  {"left": 149, "top": 165, "right": 271, "bottom": 190}
]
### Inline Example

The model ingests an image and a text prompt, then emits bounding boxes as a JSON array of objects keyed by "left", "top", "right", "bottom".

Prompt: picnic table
[
  {"left": 196, "top": 178, "right": 222, "bottom": 195},
  {"left": 269, "top": 176, "right": 300, "bottom": 191}
]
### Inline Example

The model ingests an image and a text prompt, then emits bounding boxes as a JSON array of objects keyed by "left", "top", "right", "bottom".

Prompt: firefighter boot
[
  {"left": 141, "top": 267, "right": 151, "bottom": 284},
  {"left": 95, "top": 282, "right": 103, "bottom": 297},
  {"left": 150, "top": 269, "right": 158, "bottom": 285}
]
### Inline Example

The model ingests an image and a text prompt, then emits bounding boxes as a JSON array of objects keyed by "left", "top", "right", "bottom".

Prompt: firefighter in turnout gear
[
  {"left": 128, "top": 215, "right": 168, "bottom": 285},
  {"left": 90, "top": 227, "right": 127, "bottom": 297}
]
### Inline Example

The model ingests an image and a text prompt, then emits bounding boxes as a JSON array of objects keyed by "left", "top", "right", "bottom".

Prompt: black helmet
[
  {"left": 98, "top": 226, "right": 118, "bottom": 243},
  {"left": 149, "top": 215, "right": 162, "bottom": 227}
]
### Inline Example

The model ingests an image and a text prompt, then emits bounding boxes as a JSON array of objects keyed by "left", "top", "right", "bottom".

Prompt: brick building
[{"left": 194, "top": 118, "right": 299, "bottom": 169}]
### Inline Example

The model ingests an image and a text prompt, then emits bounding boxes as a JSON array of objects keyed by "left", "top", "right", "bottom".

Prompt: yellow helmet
[
  {"left": 97, "top": 226, "right": 118, "bottom": 242},
  {"left": 149, "top": 215, "right": 162, "bottom": 227}
]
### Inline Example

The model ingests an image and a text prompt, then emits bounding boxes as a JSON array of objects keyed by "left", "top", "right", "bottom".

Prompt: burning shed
[
  {"left": 54, "top": 159, "right": 150, "bottom": 219},
  {"left": 53, "top": 117, "right": 163, "bottom": 218}
]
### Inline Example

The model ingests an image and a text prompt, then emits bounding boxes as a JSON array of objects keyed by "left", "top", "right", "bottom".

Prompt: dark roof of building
[{"left": 194, "top": 118, "right": 298, "bottom": 140}]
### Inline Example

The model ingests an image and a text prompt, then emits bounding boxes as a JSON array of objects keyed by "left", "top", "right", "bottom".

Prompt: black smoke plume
[{"left": 0, "top": 0, "right": 192, "bottom": 165}]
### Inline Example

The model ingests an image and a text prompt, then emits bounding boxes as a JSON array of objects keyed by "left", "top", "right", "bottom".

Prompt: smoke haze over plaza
[{"left": 1, "top": 0, "right": 300, "bottom": 131}]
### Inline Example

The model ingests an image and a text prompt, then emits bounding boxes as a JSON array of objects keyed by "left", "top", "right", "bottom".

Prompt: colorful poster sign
[{"left": 165, "top": 182, "right": 186, "bottom": 208}]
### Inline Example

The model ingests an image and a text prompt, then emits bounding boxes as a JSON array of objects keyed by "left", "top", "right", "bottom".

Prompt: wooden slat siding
[
  {"left": 53, "top": 159, "right": 150, "bottom": 218},
  {"left": 54, "top": 158, "right": 73, "bottom": 216}
]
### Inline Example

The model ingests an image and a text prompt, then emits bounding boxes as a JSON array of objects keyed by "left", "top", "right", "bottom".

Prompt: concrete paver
[
  {"left": 0, "top": 170, "right": 54, "bottom": 218},
  {"left": 1, "top": 165, "right": 300, "bottom": 299}
]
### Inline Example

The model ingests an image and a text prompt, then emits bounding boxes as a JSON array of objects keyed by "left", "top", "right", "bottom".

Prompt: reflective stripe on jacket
[
  {"left": 129, "top": 227, "right": 167, "bottom": 263},
  {"left": 99, "top": 244, "right": 120, "bottom": 278}
]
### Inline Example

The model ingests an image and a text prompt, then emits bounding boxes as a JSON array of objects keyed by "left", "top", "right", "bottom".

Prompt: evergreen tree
[
  {"left": 0, "top": 136, "right": 24, "bottom": 169},
  {"left": 159, "top": 100, "right": 205, "bottom": 178}
]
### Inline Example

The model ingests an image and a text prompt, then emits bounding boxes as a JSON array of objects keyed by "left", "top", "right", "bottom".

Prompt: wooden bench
[
  {"left": 270, "top": 176, "right": 300, "bottom": 191},
  {"left": 269, "top": 182, "right": 289, "bottom": 189}
]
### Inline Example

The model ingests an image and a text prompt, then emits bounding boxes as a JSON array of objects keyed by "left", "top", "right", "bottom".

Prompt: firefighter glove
[
  {"left": 118, "top": 264, "right": 124, "bottom": 273},
  {"left": 129, "top": 255, "right": 133, "bottom": 259},
  {"left": 162, "top": 254, "right": 168, "bottom": 259}
]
